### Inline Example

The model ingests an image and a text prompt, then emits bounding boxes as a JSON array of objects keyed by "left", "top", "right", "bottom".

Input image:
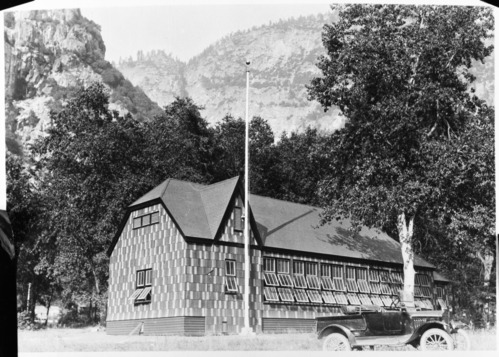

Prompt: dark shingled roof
[
  {"left": 126, "top": 177, "right": 434, "bottom": 269},
  {"left": 250, "top": 194, "right": 434, "bottom": 269},
  {"left": 130, "top": 177, "right": 239, "bottom": 239}
]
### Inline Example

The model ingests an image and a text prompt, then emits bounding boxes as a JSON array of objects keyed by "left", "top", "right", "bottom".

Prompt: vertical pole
[
  {"left": 27, "top": 282, "right": 31, "bottom": 312},
  {"left": 241, "top": 60, "right": 253, "bottom": 335}
]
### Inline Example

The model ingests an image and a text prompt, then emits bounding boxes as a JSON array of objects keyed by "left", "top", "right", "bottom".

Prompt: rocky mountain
[
  {"left": 116, "top": 12, "right": 494, "bottom": 136},
  {"left": 117, "top": 13, "right": 346, "bottom": 135},
  {"left": 4, "top": 9, "right": 162, "bottom": 156}
]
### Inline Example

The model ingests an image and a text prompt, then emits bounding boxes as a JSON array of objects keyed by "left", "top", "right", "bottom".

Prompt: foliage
[{"left": 307, "top": 4, "right": 494, "bottom": 295}]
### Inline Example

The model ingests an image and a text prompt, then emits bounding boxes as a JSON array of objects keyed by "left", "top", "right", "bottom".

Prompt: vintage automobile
[{"left": 317, "top": 302, "right": 470, "bottom": 351}]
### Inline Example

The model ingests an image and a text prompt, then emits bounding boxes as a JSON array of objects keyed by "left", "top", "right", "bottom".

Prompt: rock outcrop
[{"left": 4, "top": 9, "right": 162, "bottom": 155}]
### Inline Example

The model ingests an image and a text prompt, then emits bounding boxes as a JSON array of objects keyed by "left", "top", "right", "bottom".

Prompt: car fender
[
  {"left": 318, "top": 324, "right": 357, "bottom": 346},
  {"left": 407, "top": 321, "right": 451, "bottom": 344}
]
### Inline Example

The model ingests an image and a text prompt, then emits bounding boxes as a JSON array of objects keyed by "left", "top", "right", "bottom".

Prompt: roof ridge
[
  {"left": 250, "top": 193, "right": 322, "bottom": 210},
  {"left": 197, "top": 176, "right": 239, "bottom": 191},
  {"left": 160, "top": 178, "right": 171, "bottom": 198}
]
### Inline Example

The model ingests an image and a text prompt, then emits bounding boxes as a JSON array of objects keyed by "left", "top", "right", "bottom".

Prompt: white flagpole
[{"left": 241, "top": 60, "right": 253, "bottom": 335}]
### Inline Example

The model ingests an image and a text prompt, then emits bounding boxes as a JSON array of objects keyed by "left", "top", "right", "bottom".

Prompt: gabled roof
[
  {"left": 0, "top": 210, "right": 15, "bottom": 259},
  {"left": 130, "top": 176, "right": 240, "bottom": 239},
  {"left": 433, "top": 271, "right": 451, "bottom": 283},
  {"left": 111, "top": 177, "right": 434, "bottom": 269},
  {"left": 249, "top": 195, "right": 434, "bottom": 269}
]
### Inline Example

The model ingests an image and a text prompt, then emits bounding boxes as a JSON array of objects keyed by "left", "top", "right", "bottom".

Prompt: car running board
[{"left": 354, "top": 334, "right": 413, "bottom": 346}]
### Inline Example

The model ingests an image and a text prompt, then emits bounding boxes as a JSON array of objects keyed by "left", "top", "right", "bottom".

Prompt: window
[
  {"left": 356, "top": 268, "right": 368, "bottom": 281},
  {"left": 321, "top": 263, "right": 332, "bottom": 277},
  {"left": 305, "top": 262, "right": 318, "bottom": 276},
  {"left": 130, "top": 268, "right": 152, "bottom": 304},
  {"left": 264, "top": 273, "right": 279, "bottom": 286},
  {"left": 225, "top": 260, "right": 238, "bottom": 293},
  {"left": 234, "top": 207, "right": 243, "bottom": 232},
  {"left": 369, "top": 269, "right": 380, "bottom": 282},
  {"left": 380, "top": 295, "right": 393, "bottom": 307},
  {"left": 277, "top": 259, "right": 290, "bottom": 274},
  {"left": 390, "top": 271, "right": 403, "bottom": 284},
  {"left": 307, "top": 290, "right": 323, "bottom": 303},
  {"left": 263, "top": 287, "right": 279, "bottom": 302},
  {"left": 415, "top": 274, "right": 430, "bottom": 286},
  {"left": 346, "top": 279, "right": 359, "bottom": 292},
  {"left": 277, "top": 288, "right": 294, "bottom": 302},
  {"left": 333, "top": 277, "right": 346, "bottom": 291},
  {"left": 358, "top": 294, "right": 372, "bottom": 305},
  {"left": 277, "top": 274, "right": 293, "bottom": 287},
  {"left": 321, "top": 276, "right": 335, "bottom": 291},
  {"left": 346, "top": 266, "right": 356, "bottom": 279},
  {"left": 347, "top": 293, "right": 361, "bottom": 305},
  {"left": 334, "top": 292, "right": 349, "bottom": 305},
  {"left": 414, "top": 286, "right": 423, "bottom": 297},
  {"left": 332, "top": 265, "right": 343, "bottom": 278},
  {"left": 379, "top": 270, "right": 391, "bottom": 283},
  {"left": 380, "top": 283, "right": 392, "bottom": 295},
  {"left": 264, "top": 257, "right": 275, "bottom": 272},
  {"left": 436, "top": 287, "right": 444, "bottom": 298},
  {"left": 390, "top": 284, "right": 403, "bottom": 296},
  {"left": 369, "top": 282, "right": 381, "bottom": 294},
  {"left": 294, "top": 289, "right": 309, "bottom": 303},
  {"left": 293, "top": 275, "right": 307, "bottom": 289},
  {"left": 133, "top": 212, "right": 160, "bottom": 229},
  {"left": 369, "top": 295, "right": 383, "bottom": 306},
  {"left": 293, "top": 260, "right": 305, "bottom": 275},
  {"left": 420, "top": 286, "right": 432, "bottom": 297},
  {"left": 357, "top": 280, "right": 370, "bottom": 293},
  {"left": 437, "top": 298, "right": 447, "bottom": 310},
  {"left": 306, "top": 275, "right": 321, "bottom": 290},
  {"left": 321, "top": 291, "right": 336, "bottom": 304}
]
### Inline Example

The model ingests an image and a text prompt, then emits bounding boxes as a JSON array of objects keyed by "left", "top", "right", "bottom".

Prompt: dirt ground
[{"left": 18, "top": 326, "right": 497, "bottom": 352}]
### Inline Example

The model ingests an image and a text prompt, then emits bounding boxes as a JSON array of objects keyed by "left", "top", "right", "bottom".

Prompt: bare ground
[{"left": 18, "top": 326, "right": 496, "bottom": 352}]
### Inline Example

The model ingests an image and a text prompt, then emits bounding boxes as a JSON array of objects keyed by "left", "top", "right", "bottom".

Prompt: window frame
[
  {"left": 133, "top": 268, "right": 152, "bottom": 305},
  {"left": 225, "top": 260, "right": 238, "bottom": 293},
  {"left": 133, "top": 211, "right": 160, "bottom": 230}
]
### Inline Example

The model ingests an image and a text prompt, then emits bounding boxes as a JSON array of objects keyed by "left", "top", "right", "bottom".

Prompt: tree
[{"left": 307, "top": 4, "right": 494, "bottom": 299}]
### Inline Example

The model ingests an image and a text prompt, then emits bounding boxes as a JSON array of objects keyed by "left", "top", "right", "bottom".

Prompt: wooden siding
[
  {"left": 185, "top": 194, "right": 263, "bottom": 335},
  {"left": 106, "top": 317, "right": 205, "bottom": 336},
  {"left": 107, "top": 203, "right": 188, "bottom": 322},
  {"left": 262, "top": 318, "right": 316, "bottom": 333}
]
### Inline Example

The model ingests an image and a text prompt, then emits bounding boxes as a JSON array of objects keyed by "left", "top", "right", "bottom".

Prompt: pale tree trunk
[
  {"left": 477, "top": 251, "right": 494, "bottom": 288},
  {"left": 397, "top": 212, "right": 415, "bottom": 304}
]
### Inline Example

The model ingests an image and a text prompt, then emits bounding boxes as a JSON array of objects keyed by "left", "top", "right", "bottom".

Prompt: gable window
[
  {"left": 129, "top": 268, "right": 152, "bottom": 304},
  {"left": 133, "top": 211, "right": 160, "bottom": 229},
  {"left": 225, "top": 260, "right": 238, "bottom": 293},
  {"left": 234, "top": 198, "right": 243, "bottom": 232}
]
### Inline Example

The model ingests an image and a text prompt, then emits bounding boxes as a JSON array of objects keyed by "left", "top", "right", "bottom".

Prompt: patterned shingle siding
[{"left": 107, "top": 203, "right": 188, "bottom": 323}]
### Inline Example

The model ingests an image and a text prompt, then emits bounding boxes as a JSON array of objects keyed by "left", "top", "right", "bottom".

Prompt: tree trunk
[
  {"left": 397, "top": 212, "right": 415, "bottom": 304},
  {"left": 477, "top": 251, "right": 494, "bottom": 288}
]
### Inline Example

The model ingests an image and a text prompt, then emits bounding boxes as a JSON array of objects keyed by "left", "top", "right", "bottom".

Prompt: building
[{"left": 106, "top": 177, "right": 450, "bottom": 335}]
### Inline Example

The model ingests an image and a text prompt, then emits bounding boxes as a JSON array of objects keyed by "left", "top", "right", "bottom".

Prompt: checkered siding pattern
[
  {"left": 184, "top": 214, "right": 263, "bottom": 335},
  {"left": 219, "top": 194, "right": 257, "bottom": 245},
  {"left": 107, "top": 204, "right": 188, "bottom": 322}
]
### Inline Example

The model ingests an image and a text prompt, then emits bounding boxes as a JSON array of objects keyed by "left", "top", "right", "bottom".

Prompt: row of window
[
  {"left": 263, "top": 257, "right": 431, "bottom": 286},
  {"left": 262, "top": 286, "right": 437, "bottom": 309},
  {"left": 133, "top": 212, "right": 160, "bottom": 229}
]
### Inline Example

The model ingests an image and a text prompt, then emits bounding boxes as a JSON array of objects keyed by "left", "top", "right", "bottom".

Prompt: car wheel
[
  {"left": 420, "top": 328, "right": 454, "bottom": 351},
  {"left": 452, "top": 329, "right": 471, "bottom": 350},
  {"left": 322, "top": 333, "right": 351, "bottom": 351}
]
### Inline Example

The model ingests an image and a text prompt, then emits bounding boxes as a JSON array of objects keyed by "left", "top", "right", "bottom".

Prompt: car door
[{"left": 382, "top": 311, "right": 404, "bottom": 334}]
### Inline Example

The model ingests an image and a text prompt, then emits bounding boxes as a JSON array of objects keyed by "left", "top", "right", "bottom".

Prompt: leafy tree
[{"left": 307, "top": 4, "right": 494, "bottom": 298}]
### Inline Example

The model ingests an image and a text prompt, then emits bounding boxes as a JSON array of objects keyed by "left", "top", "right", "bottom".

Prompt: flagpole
[{"left": 241, "top": 60, "right": 253, "bottom": 335}]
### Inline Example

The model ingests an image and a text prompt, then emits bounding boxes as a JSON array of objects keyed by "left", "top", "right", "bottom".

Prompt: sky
[{"left": 80, "top": 3, "right": 331, "bottom": 63}]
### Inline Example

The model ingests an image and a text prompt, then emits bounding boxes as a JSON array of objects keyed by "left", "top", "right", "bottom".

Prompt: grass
[{"left": 18, "top": 326, "right": 496, "bottom": 352}]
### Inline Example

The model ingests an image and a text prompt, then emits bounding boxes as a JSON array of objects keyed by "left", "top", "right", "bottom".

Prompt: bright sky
[{"left": 80, "top": 3, "right": 331, "bottom": 63}]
